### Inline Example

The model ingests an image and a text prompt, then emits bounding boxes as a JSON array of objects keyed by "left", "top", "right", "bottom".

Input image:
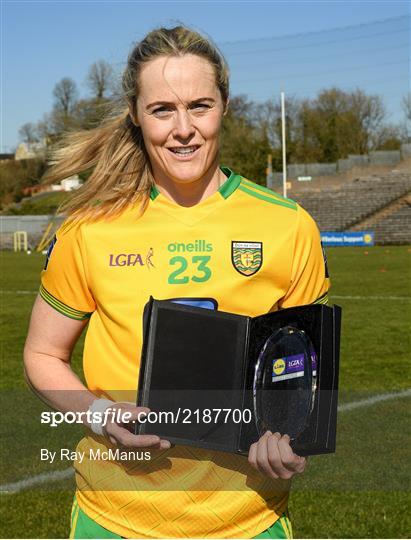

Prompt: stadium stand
[
  {"left": 372, "top": 199, "right": 411, "bottom": 245},
  {"left": 293, "top": 171, "right": 411, "bottom": 245},
  {"left": 1, "top": 172, "right": 410, "bottom": 248}
]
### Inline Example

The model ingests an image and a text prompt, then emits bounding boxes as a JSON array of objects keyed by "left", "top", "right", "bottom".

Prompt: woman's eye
[
  {"left": 191, "top": 103, "right": 210, "bottom": 111},
  {"left": 152, "top": 107, "right": 172, "bottom": 116},
  {"left": 152, "top": 103, "right": 210, "bottom": 116}
]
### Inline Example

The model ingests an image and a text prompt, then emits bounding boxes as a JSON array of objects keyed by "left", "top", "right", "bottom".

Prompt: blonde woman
[{"left": 24, "top": 26, "right": 329, "bottom": 539}]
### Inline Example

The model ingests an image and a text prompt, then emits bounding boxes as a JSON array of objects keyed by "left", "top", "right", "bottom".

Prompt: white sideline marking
[
  {"left": 1, "top": 389, "right": 410, "bottom": 495},
  {"left": 1, "top": 467, "right": 73, "bottom": 494},
  {"left": 1, "top": 291, "right": 411, "bottom": 301},
  {"left": 338, "top": 388, "right": 411, "bottom": 411}
]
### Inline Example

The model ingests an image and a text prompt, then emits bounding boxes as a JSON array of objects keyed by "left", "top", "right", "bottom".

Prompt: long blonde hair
[{"left": 44, "top": 26, "right": 230, "bottom": 221}]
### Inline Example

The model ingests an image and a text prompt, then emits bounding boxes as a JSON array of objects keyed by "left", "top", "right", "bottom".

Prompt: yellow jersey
[{"left": 40, "top": 166, "right": 329, "bottom": 538}]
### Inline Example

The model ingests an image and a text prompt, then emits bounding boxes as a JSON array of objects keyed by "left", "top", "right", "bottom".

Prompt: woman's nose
[{"left": 173, "top": 109, "right": 195, "bottom": 140}]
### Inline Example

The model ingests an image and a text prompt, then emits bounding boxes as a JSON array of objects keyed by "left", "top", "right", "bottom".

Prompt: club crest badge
[{"left": 232, "top": 241, "right": 263, "bottom": 276}]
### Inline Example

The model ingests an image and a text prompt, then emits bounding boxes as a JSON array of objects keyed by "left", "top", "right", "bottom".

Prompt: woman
[{"left": 24, "top": 26, "right": 329, "bottom": 539}]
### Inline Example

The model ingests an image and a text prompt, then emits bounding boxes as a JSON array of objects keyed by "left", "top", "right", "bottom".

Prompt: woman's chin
[{"left": 164, "top": 166, "right": 208, "bottom": 185}]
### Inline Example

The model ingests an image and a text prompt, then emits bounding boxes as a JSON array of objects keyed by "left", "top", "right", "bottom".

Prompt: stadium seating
[
  {"left": 373, "top": 203, "right": 411, "bottom": 245},
  {"left": 292, "top": 171, "right": 411, "bottom": 244}
]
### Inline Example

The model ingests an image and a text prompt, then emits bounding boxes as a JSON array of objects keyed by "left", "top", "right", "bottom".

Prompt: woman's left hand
[{"left": 248, "top": 431, "right": 306, "bottom": 480}]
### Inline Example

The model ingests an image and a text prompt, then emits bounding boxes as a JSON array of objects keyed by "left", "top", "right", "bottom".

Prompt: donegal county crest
[{"left": 232, "top": 241, "right": 263, "bottom": 276}]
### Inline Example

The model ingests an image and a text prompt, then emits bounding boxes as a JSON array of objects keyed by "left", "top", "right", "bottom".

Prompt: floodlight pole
[{"left": 281, "top": 91, "right": 287, "bottom": 198}]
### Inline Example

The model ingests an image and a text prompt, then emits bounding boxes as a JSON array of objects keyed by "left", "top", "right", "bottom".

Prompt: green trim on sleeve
[
  {"left": 39, "top": 284, "right": 92, "bottom": 321},
  {"left": 313, "top": 292, "right": 329, "bottom": 305}
]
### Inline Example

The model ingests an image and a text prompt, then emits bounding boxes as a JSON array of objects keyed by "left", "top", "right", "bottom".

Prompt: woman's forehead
[{"left": 138, "top": 54, "right": 218, "bottom": 104}]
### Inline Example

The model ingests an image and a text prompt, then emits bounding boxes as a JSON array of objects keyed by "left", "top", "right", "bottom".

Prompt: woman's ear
[
  {"left": 223, "top": 98, "right": 230, "bottom": 116},
  {"left": 129, "top": 111, "right": 139, "bottom": 128},
  {"left": 127, "top": 100, "right": 139, "bottom": 127}
]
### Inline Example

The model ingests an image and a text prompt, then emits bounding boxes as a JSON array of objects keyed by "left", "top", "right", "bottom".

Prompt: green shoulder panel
[{"left": 238, "top": 179, "right": 297, "bottom": 211}]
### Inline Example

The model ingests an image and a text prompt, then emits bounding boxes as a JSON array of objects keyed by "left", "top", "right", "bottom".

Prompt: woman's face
[{"left": 135, "top": 54, "right": 226, "bottom": 187}]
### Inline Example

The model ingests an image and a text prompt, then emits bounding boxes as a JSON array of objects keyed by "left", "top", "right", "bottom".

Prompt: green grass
[
  {"left": 0, "top": 247, "right": 410, "bottom": 538},
  {"left": 4, "top": 192, "right": 70, "bottom": 215},
  {"left": 327, "top": 246, "right": 411, "bottom": 394}
]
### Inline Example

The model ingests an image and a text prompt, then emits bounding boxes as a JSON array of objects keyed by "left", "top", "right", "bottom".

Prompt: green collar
[
  {"left": 150, "top": 183, "right": 161, "bottom": 201},
  {"left": 149, "top": 166, "right": 242, "bottom": 201}
]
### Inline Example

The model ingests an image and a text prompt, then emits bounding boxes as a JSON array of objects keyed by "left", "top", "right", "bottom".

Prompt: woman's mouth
[{"left": 167, "top": 145, "right": 201, "bottom": 159}]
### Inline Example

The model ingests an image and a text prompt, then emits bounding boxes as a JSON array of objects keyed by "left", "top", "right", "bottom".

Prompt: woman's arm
[
  {"left": 24, "top": 295, "right": 171, "bottom": 449},
  {"left": 24, "top": 295, "right": 94, "bottom": 411}
]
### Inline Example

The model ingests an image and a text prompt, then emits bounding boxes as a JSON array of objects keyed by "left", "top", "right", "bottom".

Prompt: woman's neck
[{"left": 154, "top": 163, "right": 226, "bottom": 207}]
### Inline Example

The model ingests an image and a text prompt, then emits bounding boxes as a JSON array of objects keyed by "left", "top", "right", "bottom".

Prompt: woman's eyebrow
[{"left": 146, "top": 97, "right": 216, "bottom": 109}]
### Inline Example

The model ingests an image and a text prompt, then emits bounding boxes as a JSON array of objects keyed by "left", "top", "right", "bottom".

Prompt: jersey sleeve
[
  {"left": 39, "top": 222, "right": 96, "bottom": 320},
  {"left": 279, "top": 205, "right": 330, "bottom": 309}
]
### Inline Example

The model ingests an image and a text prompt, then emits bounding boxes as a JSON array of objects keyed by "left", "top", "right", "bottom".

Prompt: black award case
[{"left": 136, "top": 298, "right": 341, "bottom": 457}]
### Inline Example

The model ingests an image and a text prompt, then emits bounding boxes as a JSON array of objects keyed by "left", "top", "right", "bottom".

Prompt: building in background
[
  {"left": 15, "top": 140, "right": 46, "bottom": 161},
  {"left": 51, "top": 175, "right": 81, "bottom": 192}
]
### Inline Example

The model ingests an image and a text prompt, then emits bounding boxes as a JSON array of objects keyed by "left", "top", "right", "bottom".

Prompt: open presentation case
[{"left": 136, "top": 298, "right": 341, "bottom": 457}]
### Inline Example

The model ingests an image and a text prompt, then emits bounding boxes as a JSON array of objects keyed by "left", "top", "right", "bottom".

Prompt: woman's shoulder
[
  {"left": 56, "top": 202, "right": 141, "bottom": 238},
  {"left": 232, "top": 171, "right": 321, "bottom": 232}
]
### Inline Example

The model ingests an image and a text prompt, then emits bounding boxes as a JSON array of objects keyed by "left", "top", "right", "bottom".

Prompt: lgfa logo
[{"left": 109, "top": 248, "right": 155, "bottom": 268}]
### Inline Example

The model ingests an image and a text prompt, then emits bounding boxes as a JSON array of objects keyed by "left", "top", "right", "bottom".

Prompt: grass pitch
[{"left": 0, "top": 246, "right": 410, "bottom": 538}]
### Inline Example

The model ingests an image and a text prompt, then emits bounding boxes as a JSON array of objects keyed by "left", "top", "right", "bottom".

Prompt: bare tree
[
  {"left": 86, "top": 60, "right": 114, "bottom": 99},
  {"left": 401, "top": 92, "right": 411, "bottom": 142},
  {"left": 374, "top": 123, "right": 404, "bottom": 150},
  {"left": 221, "top": 95, "right": 272, "bottom": 182},
  {"left": 402, "top": 92, "right": 411, "bottom": 122},
  {"left": 72, "top": 98, "right": 112, "bottom": 129},
  {"left": 349, "top": 89, "right": 386, "bottom": 152},
  {"left": 18, "top": 122, "right": 38, "bottom": 144},
  {"left": 53, "top": 77, "right": 78, "bottom": 115},
  {"left": 35, "top": 113, "right": 57, "bottom": 146}
]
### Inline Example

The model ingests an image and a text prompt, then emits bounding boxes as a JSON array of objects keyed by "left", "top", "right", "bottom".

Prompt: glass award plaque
[{"left": 253, "top": 326, "right": 316, "bottom": 440}]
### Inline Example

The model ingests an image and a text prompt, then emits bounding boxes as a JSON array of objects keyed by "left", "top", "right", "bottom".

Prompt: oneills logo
[{"left": 231, "top": 241, "right": 263, "bottom": 276}]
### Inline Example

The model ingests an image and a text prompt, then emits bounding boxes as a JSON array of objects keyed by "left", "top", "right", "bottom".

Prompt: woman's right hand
[{"left": 102, "top": 402, "right": 171, "bottom": 450}]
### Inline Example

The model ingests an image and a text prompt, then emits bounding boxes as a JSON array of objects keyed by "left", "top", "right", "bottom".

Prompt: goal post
[
  {"left": 13, "top": 231, "right": 28, "bottom": 252},
  {"left": 36, "top": 222, "right": 53, "bottom": 252}
]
